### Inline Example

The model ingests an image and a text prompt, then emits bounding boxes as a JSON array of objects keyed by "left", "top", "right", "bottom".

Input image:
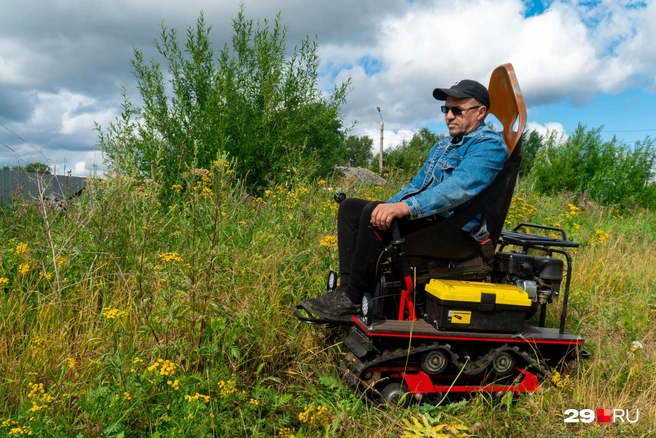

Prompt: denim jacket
[{"left": 387, "top": 124, "right": 508, "bottom": 220}]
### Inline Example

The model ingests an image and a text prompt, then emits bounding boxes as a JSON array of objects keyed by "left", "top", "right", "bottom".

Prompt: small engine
[{"left": 493, "top": 251, "right": 564, "bottom": 305}]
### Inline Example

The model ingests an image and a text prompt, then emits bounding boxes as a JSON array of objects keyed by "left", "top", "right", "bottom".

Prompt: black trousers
[{"left": 337, "top": 198, "right": 439, "bottom": 302}]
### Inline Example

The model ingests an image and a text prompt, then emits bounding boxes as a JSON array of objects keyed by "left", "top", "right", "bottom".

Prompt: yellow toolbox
[{"left": 424, "top": 279, "right": 533, "bottom": 332}]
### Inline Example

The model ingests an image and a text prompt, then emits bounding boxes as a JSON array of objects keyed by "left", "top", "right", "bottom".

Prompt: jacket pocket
[
  {"left": 434, "top": 155, "right": 462, "bottom": 182},
  {"left": 438, "top": 155, "right": 462, "bottom": 170}
]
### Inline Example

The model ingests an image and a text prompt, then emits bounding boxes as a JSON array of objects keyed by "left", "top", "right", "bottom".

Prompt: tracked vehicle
[{"left": 296, "top": 64, "right": 586, "bottom": 405}]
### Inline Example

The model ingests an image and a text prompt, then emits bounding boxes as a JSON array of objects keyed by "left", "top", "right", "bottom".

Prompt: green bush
[
  {"left": 383, "top": 128, "right": 443, "bottom": 174},
  {"left": 97, "top": 8, "right": 350, "bottom": 194},
  {"left": 530, "top": 124, "right": 656, "bottom": 208},
  {"left": 341, "top": 135, "right": 374, "bottom": 167}
]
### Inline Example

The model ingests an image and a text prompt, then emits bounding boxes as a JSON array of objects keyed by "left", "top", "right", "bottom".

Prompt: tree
[
  {"left": 97, "top": 8, "right": 350, "bottom": 192},
  {"left": 519, "top": 129, "right": 543, "bottom": 176},
  {"left": 384, "top": 128, "right": 443, "bottom": 172},
  {"left": 342, "top": 135, "right": 373, "bottom": 167},
  {"left": 25, "top": 162, "right": 52, "bottom": 174},
  {"left": 0, "top": 163, "right": 51, "bottom": 174},
  {"left": 531, "top": 124, "right": 656, "bottom": 208}
]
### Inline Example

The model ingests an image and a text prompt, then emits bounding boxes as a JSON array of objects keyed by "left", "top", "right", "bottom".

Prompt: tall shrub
[
  {"left": 531, "top": 124, "right": 656, "bottom": 208},
  {"left": 97, "top": 8, "right": 350, "bottom": 192}
]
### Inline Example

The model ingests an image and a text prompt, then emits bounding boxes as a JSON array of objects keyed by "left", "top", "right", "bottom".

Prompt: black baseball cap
[{"left": 433, "top": 79, "right": 490, "bottom": 109}]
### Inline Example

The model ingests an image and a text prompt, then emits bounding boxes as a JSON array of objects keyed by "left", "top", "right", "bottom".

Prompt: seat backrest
[
  {"left": 397, "top": 63, "right": 526, "bottom": 268},
  {"left": 488, "top": 63, "right": 526, "bottom": 155}
]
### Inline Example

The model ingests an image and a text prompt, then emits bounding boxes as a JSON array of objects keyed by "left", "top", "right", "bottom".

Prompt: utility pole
[{"left": 376, "top": 106, "right": 384, "bottom": 174}]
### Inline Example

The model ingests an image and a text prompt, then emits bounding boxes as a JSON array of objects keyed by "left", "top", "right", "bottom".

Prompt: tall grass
[{"left": 0, "top": 168, "right": 654, "bottom": 437}]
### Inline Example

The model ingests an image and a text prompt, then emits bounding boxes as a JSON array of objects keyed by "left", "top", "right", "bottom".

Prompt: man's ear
[{"left": 477, "top": 107, "right": 487, "bottom": 122}]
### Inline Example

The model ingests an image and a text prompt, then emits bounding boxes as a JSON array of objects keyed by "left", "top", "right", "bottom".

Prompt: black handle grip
[{"left": 390, "top": 219, "right": 404, "bottom": 245}]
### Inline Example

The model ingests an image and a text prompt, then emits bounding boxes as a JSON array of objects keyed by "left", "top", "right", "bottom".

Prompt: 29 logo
[{"left": 564, "top": 408, "right": 639, "bottom": 424}]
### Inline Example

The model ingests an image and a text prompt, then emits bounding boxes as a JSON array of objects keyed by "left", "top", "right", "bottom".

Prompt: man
[{"left": 301, "top": 79, "right": 508, "bottom": 319}]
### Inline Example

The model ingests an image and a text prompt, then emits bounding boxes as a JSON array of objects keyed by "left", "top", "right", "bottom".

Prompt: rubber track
[{"left": 340, "top": 341, "right": 550, "bottom": 396}]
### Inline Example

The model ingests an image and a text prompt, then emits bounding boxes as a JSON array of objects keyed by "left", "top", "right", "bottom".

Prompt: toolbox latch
[{"left": 479, "top": 293, "right": 496, "bottom": 312}]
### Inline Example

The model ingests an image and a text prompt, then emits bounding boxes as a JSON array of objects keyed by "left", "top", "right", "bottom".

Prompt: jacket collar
[{"left": 450, "top": 122, "right": 486, "bottom": 145}]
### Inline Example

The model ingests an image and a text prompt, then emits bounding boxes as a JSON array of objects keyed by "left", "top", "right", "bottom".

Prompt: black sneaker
[{"left": 300, "top": 286, "right": 360, "bottom": 319}]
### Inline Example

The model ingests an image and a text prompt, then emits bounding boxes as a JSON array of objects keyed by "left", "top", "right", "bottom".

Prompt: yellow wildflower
[
  {"left": 167, "top": 379, "right": 180, "bottom": 390},
  {"left": 123, "top": 392, "right": 131, "bottom": 401},
  {"left": 67, "top": 358, "right": 78, "bottom": 370},
  {"left": 102, "top": 308, "right": 128, "bottom": 319},
  {"left": 16, "top": 242, "right": 28, "bottom": 257},
  {"left": 2, "top": 419, "right": 18, "bottom": 428},
  {"left": 278, "top": 428, "right": 293, "bottom": 438},
  {"left": 218, "top": 379, "right": 237, "bottom": 396},
  {"left": 159, "top": 252, "right": 183, "bottom": 263},
  {"left": 185, "top": 392, "right": 210, "bottom": 403},
  {"left": 8, "top": 425, "right": 33, "bottom": 435},
  {"left": 0, "top": 277, "right": 9, "bottom": 285},
  {"left": 298, "top": 405, "right": 331, "bottom": 428},
  {"left": 249, "top": 398, "right": 259, "bottom": 406},
  {"left": 18, "top": 264, "right": 30, "bottom": 275},
  {"left": 221, "top": 211, "right": 227, "bottom": 217},
  {"left": 550, "top": 370, "right": 571, "bottom": 390},
  {"left": 27, "top": 382, "right": 55, "bottom": 412},
  {"left": 596, "top": 229, "right": 609, "bottom": 243},
  {"left": 319, "top": 235, "right": 337, "bottom": 250},
  {"left": 318, "top": 179, "right": 327, "bottom": 186},
  {"left": 150, "top": 359, "right": 176, "bottom": 376},
  {"left": 57, "top": 256, "right": 67, "bottom": 267}
]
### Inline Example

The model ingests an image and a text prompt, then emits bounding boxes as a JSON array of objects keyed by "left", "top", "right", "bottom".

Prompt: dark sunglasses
[{"left": 441, "top": 105, "right": 483, "bottom": 116}]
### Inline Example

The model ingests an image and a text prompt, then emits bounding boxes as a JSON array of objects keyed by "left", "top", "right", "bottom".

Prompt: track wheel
[
  {"left": 381, "top": 382, "right": 409, "bottom": 407},
  {"left": 361, "top": 370, "right": 382, "bottom": 390},
  {"left": 421, "top": 349, "right": 448, "bottom": 375},
  {"left": 492, "top": 351, "right": 514, "bottom": 376}
]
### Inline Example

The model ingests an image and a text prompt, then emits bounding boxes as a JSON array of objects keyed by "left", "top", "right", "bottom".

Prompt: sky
[{"left": 1, "top": 0, "right": 655, "bottom": 176}]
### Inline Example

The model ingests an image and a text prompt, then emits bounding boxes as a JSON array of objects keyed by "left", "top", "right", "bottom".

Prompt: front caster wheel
[{"left": 381, "top": 382, "right": 410, "bottom": 407}]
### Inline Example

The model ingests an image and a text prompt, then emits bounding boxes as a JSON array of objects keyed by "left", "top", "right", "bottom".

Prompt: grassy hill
[{"left": 1, "top": 165, "right": 655, "bottom": 437}]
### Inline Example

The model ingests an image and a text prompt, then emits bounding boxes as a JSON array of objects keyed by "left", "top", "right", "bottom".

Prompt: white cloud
[
  {"left": 0, "top": 38, "right": 41, "bottom": 87},
  {"left": 526, "top": 121, "right": 569, "bottom": 143},
  {"left": 29, "top": 90, "right": 117, "bottom": 140},
  {"left": 73, "top": 161, "right": 87, "bottom": 175},
  {"left": 2, "top": 0, "right": 656, "bottom": 170},
  {"left": 0, "top": 90, "right": 111, "bottom": 174},
  {"left": 361, "top": 128, "right": 416, "bottom": 154},
  {"left": 328, "top": 0, "right": 655, "bottom": 134}
]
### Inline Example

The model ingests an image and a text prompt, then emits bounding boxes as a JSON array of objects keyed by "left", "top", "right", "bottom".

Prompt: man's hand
[{"left": 370, "top": 202, "right": 411, "bottom": 230}]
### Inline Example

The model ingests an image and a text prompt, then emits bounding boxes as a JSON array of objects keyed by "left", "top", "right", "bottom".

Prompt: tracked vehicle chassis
[{"left": 340, "top": 317, "right": 584, "bottom": 405}]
